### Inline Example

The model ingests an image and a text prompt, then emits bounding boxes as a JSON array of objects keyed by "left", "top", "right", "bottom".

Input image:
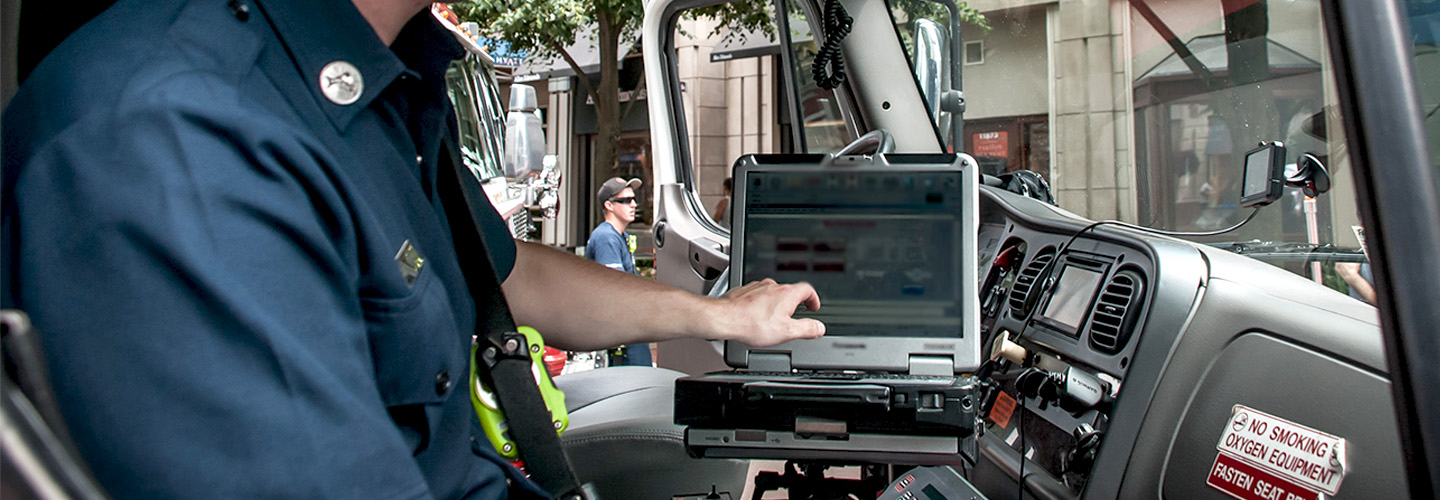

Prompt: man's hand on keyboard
[{"left": 711, "top": 278, "right": 826, "bottom": 347}]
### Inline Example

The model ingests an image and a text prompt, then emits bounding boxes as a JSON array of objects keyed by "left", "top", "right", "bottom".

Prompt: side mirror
[
  {"left": 504, "top": 84, "right": 546, "bottom": 178},
  {"left": 910, "top": 19, "right": 956, "bottom": 149},
  {"left": 913, "top": 18, "right": 950, "bottom": 137}
]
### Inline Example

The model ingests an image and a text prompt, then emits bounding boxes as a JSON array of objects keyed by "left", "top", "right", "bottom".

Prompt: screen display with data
[{"left": 741, "top": 170, "right": 964, "bottom": 338}]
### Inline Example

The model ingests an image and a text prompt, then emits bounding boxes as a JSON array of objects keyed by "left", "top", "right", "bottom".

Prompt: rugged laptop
[{"left": 674, "top": 153, "right": 982, "bottom": 463}]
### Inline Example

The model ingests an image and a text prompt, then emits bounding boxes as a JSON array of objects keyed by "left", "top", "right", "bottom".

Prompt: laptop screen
[
  {"left": 727, "top": 154, "right": 981, "bottom": 373},
  {"left": 739, "top": 169, "right": 964, "bottom": 338}
]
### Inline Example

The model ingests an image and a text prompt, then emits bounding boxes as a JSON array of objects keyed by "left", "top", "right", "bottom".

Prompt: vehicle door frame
[{"left": 1323, "top": 1, "right": 1440, "bottom": 497}]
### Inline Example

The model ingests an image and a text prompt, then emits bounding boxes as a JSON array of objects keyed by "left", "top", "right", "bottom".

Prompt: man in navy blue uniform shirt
[{"left": 0, "top": 0, "right": 825, "bottom": 498}]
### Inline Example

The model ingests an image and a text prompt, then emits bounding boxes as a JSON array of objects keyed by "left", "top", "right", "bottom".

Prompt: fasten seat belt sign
[
  {"left": 1209, "top": 405, "right": 1348, "bottom": 498},
  {"left": 1207, "top": 453, "right": 1319, "bottom": 500}
]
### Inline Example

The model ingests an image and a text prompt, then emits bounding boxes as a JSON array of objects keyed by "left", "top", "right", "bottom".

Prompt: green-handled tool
[{"left": 470, "top": 326, "right": 569, "bottom": 459}]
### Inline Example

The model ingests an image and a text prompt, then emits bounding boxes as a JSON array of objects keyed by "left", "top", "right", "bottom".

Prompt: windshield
[
  {"left": 873, "top": 0, "right": 1381, "bottom": 301},
  {"left": 1407, "top": 1, "right": 1440, "bottom": 172},
  {"left": 445, "top": 55, "right": 508, "bottom": 181}
]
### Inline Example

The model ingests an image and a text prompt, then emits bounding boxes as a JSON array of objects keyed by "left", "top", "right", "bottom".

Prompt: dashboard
[
  {"left": 963, "top": 186, "right": 1403, "bottom": 500},
  {"left": 971, "top": 190, "right": 1163, "bottom": 498}
]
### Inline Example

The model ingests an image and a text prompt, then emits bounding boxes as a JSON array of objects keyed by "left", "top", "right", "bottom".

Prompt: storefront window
[
  {"left": 1129, "top": 1, "right": 1364, "bottom": 297},
  {"left": 615, "top": 133, "right": 655, "bottom": 227}
]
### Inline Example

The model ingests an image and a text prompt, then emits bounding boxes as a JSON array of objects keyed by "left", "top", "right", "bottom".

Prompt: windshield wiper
[{"left": 1208, "top": 240, "right": 1367, "bottom": 262}]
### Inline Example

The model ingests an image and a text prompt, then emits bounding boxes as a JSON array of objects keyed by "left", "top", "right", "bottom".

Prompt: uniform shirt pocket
[{"left": 361, "top": 265, "right": 466, "bottom": 454}]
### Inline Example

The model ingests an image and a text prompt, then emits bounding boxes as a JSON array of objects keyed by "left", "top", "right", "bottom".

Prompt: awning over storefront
[
  {"left": 1134, "top": 34, "right": 1320, "bottom": 83},
  {"left": 512, "top": 26, "right": 640, "bottom": 82}
]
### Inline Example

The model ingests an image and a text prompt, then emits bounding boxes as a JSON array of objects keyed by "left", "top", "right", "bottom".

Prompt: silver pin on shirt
[{"left": 319, "top": 61, "right": 363, "bottom": 105}]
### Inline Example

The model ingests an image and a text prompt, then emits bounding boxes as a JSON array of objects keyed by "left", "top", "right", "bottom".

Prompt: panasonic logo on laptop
[
  {"left": 924, "top": 343, "right": 957, "bottom": 350},
  {"left": 831, "top": 342, "right": 867, "bottom": 349}
]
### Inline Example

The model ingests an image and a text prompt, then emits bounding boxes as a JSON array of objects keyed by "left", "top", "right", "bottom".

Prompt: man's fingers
[
  {"left": 746, "top": 318, "right": 824, "bottom": 347},
  {"left": 718, "top": 278, "right": 825, "bottom": 346},
  {"left": 788, "top": 282, "right": 821, "bottom": 312},
  {"left": 773, "top": 281, "right": 820, "bottom": 312},
  {"left": 796, "top": 318, "right": 826, "bottom": 339}
]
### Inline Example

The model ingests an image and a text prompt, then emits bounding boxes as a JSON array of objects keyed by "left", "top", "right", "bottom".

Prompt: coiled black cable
[{"left": 811, "top": 0, "right": 852, "bottom": 90}]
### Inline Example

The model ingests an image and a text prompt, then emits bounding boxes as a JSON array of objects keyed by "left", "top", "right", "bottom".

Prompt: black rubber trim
[{"left": 1323, "top": 1, "right": 1440, "bottom": 497}]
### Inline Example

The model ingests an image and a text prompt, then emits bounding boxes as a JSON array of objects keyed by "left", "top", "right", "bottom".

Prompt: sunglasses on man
[{"left": 608, "top": 196, "right": 637, "bottom": 204}]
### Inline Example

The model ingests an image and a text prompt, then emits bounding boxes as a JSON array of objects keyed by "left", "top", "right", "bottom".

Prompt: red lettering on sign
[
  {"left": 1207, "top": 453, "right": 1320, "bottom": 500},
  {"left": 972, "top": 131, "right": 1009, "bottom": 158},
  {"left": 989, "top": 391, "right": 1017, "bottom": 429}
]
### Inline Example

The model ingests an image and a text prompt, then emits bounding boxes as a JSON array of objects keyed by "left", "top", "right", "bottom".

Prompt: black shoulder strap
[{"left": 436, "top": 137, "right": 588, "bottom": 500}]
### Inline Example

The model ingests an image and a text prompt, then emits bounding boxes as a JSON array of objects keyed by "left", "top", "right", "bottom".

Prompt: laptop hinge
[
  {"left": 908, "top": 355, "right": 953, "bottom": 376},
  {"left": 749, "top": 353, "right": 792, "bottom": 372}
]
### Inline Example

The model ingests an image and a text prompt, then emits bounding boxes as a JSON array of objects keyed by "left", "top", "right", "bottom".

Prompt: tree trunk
[{"left": 592, "top": 11, "right": 623, "bottom": 217}]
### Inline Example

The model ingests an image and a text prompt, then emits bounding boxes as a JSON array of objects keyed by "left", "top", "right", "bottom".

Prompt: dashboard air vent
[
  {"left": 1008, "top": 250, "right": 1055, "bottom": 319},
  {"left": 1089, "top": 270, "right": 1144, "bottom": 354}
]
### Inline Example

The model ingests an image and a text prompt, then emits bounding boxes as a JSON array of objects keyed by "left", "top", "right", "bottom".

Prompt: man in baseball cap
[
  {"left": 596, "top": 177, "right": 643, "bottom": 209},
  {"left": 585, "top": 177, "right": 652, "bottom": 366}
]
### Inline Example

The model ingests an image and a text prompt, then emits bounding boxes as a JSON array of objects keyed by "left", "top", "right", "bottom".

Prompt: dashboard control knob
[{"left": 1064, "top": 424, "right": 1103, "bottom": 475}]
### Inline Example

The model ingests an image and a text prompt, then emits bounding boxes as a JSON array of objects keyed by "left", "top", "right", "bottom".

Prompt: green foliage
[
  {"left": 1320, "top": 262, "right": 1351, "bottom": 296},
  {"left": 451, "top": 0, "right": 631, "bottom": 63},
  {"left": 889, "top": 0, "right": 989, "bottom": 57},
  {"left": 451, "top": 0, "right": 987, "bottom": 183},
  {"left": 452, "top": 0, "right": 985, "bottom": 65},
  {"left": 686, "top": 0, "right": 777, "bottom": 40},
  {"left": 636, "top": 257, "right": 657, "bottom": 279},
  {"left": 891, "top": 0, "right": 989, "bottom": 32}
]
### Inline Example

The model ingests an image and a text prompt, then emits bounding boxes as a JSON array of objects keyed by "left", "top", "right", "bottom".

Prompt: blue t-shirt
[
  {"left": 1, "top": 1, "right": 543, "bottom": 498},
  {"left": 585, "top": 222, "right": 637, "bottom": 275},
  {"left": 583, "top": 222, "right": 652, "bottom": 366}
]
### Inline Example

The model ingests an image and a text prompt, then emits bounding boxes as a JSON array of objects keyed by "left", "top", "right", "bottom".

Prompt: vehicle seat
[
  {"left": 554, "top": 366, "right": 749, "bottom": 499},
  {"left": 2, "top": 310, "right": 111, "bottom": 499}
]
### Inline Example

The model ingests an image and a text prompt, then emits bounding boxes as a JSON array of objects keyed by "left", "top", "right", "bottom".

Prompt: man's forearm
[
  {"left": 503, "top": 240, "right": 825, "bottom": 350},
  {"left": 502, "top": 240, "right": 718, "bottom": 351},
  {"left": 1351, "top": 277, "right": 1377, "bottom": 304}
]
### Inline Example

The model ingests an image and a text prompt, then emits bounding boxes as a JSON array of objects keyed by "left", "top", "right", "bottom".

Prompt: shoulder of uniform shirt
[{"left": 4, "top": 0, "right": 267, "bottom": 159}]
